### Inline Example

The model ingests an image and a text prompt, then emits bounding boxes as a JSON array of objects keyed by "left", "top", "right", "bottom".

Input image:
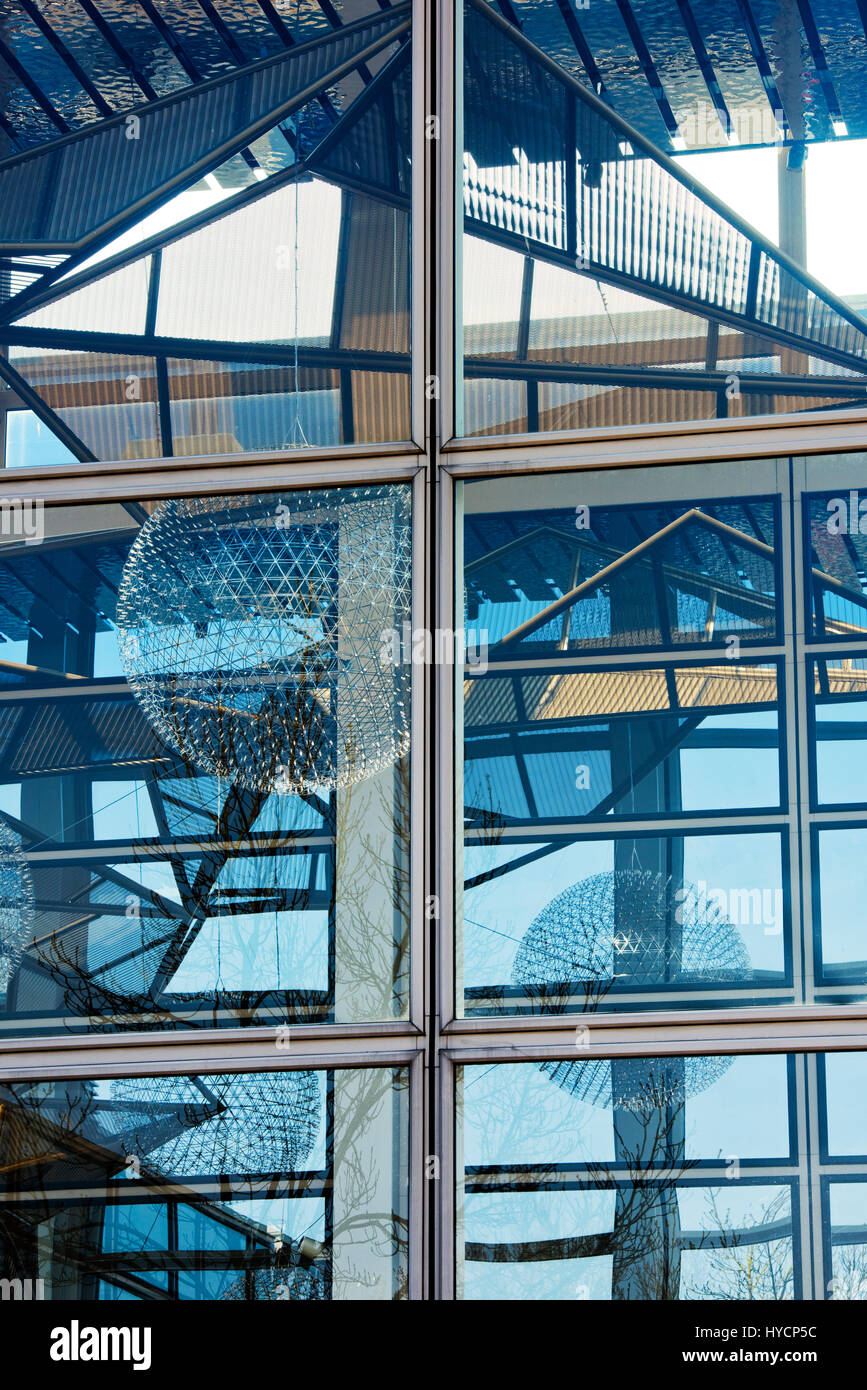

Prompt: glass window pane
[
  {"left": 457, "top": 1053, "right": 833, "bottom": 1301},
  {"left": 465, "top": 664, "right": 783, "bottom": 822},
  {"left": 4, "top": 411, "right": 79, "bottom": 470},
  {"left": 826, "top": 1182, "right": 867, "bottom": 1302},
  {"left": 459, "top": 1, "right": 867, "bottom": 438},
  {"left": 0, "top": 485, "right": 412, "bottom": 1036},
  {"left": 0, "top": 1065, "right": 408, "bottom": 1301},
  {"left": 463, "top": 479, "right": 780, "bottom": 656},
  {"left": 815, "top": 827, "right": 867, "bottom": 989},
  {"left": 462, "top": 830, "right": 788, "bottom": 1016},
  {"left": 154, "top": 184, "right": 342, "bottom": 343},
  {"left": 806, "top": 490, "right": 867, "bottom": 641},
  {"left": 8, "top": 347, "right": 163, "bottom": 462},
  {"left": 458, "top": 461, "right": 790, "bottom": 1018},
  {"left": 811, "top": 655, "right": 867, "bottom": 808},
  {"left": 1, "top": 8, "right": 412, "bottom": 458}
]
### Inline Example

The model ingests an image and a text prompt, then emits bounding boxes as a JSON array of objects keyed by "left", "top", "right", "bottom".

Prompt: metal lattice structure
[
  {"left": 116, "top": 487, "right": 412, "bottom": 796},
  {"left": 538, "top": 1052, "right": 734, "bottom": 1114},
  {"left": 0, "top": 816, "right": 34, "bottom": 994},
  {"left": 111, "top": 1069, "right": 321, "bottom": 1175},
  {"left": 513, "top": 868, "right": 751, "bottom": 987},
  {"left": 513, "top": 869, "right": 750, "bottom": 1110}
]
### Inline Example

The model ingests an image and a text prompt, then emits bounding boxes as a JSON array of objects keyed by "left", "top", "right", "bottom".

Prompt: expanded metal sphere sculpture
[
  {"left": 115, "top": 488, "right": 412, "bottom": 796},
  {"left": 0, "top": 816, "right": 35, "bottom": 994},
  {"left": 512, "top": 869, "right": 750, "bottom": 1112},
  {"left": 111, "top": 1070, "right": 321, "bottom": 1175},
  {"left": 538, "top": 1053, "right": 731, "bottom": 1115}
]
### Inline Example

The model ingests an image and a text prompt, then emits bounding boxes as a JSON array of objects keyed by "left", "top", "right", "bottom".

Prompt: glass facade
[
  {"left": 0, "top": 0, "right": 864, "bottom": 1309},
  {"left": 0, "top": 1065, "right": 408, "bottom": 1300},
  {"left": 458, "top": 0, "right": 867, "bottom": 437},
  {"left": 457, "top": 1052, "right": 865, "bottom": 1301},
  {"left": 0, "top": 486, "right": 412, "bottom": 1037},
  {"left": 1, "top": 4, "right": 412, "bottom": 460}
]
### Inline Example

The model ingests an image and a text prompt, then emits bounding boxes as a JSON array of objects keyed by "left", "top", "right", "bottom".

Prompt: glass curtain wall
[
  {"left": 0, "top": 0, "right": 865, "bottom": 1305},
  {"left": 449, "top": 447, "right": 867, "bottom": 1299}
]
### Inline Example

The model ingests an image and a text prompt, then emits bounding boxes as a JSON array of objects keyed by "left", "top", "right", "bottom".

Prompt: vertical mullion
[
  {"left": 790, "top": 453, "right": 814, "bottom": 1005},
  {"left": 799, "top": 1050, "right": 822, "bottom": 1298},
  {"left": 423, "top": 0, "right": 448, "bottom": 1302},
  {"left": 410, "top": 465, "right": 428, "bottom": 1036},
  {"left": 324, "top": 1069, "right": 335, "bottom": 1297},
  {"left": 437, "top": 1050, "right": 457, "bottom": 1299},
  {"left": 442, "top": 0, "right": 460, "bottom": 443}
]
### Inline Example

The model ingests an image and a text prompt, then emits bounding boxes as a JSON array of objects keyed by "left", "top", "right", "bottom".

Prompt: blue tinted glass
[
  {"left": 461, "top": 466, "right": 789, "bottom": 1017},
  {"left": 806, "top": 491, "right": 867, "bottom": 641},
  {"left": 825, "top": 1181, "right": 867, "bottom": 1302},
  {"left": 463, "top": 830, "right": 788, "bottom": 1015},
  {"left": 457, "top": 1053, "right": 867, "bottom": 1301},
  {"left": 458, "top": 1055, "right": 798, "bottom": 1300},
  {"left": 815, "top": 827, "right": 867, "bottom": 987},
  {"left": 466, "top": 666, "right": 782, "bottom": 824},
  {"left": 0, "top": 487, "right": 412, "bottom": 1036},
  {"left": 5, "top": 410, "right": 79, "bottom": 469},
  {"left": 465, "top": 494, "right": 779, "bottom": 655},
  {"left": 812, "top": 655, "right": 867, "bottom": 807},
  {"left": 0, "top": 1066, "right": 408, "bottom": 1301}
]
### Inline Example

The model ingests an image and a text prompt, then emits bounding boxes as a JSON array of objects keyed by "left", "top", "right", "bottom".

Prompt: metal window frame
[
  {"left": 0, "top": 0, "right": 436, "bottom": 1307},
  {"left": 438, "top": 430, "right": 867, "bottom": 1300},
  {"left": 2, "top": 0, "right": 867, "bottom": 1305},
  {"left": 0, "top": 445, "right": 429, "bottom": 1299}
]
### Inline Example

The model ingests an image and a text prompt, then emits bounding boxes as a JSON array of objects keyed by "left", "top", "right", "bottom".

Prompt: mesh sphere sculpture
[
  {"left": 115, "top": 488, "right": 412, "bottom": 795},
  {"left": 512, "top": 869, "right": 750, "bottom": 1111},
  {"left": 0, "top": 816, "right": 35, "bottom": 994},
  {"left": 111, "top": 1070, "right": 321, "bottom": 1175}
]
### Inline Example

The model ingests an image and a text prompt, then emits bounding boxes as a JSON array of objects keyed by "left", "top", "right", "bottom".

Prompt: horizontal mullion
[
  {"left": 0, "top": 448, "right": 424, "bottom": 500},
  {"left": 468, "top": 645, "right": 787, "bottom": 673},
  {"left": 0, "top": 1019, "right": 425, "bottom": 1081},
  {"left": 441, "top": 408, "right": 867, "bottom": 471},
  {"left": 464, "top": 813, "right": 790, "bottom": 840},
  {"left": 441, "top": 1004, "right": 867, "bottom": 1059}
]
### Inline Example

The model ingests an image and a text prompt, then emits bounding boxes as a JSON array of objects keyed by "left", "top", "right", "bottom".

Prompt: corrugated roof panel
[
  {"left": 464, "top": 0, "right": 867, "bottom": 373},
  {"left": 0, "top": 6, "right": 409, "bottom": 247}
]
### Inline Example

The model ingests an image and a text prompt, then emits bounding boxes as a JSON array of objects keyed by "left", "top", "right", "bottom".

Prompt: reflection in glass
[
  {"left": 0, "top": 487, "right": 411, "bottom": 1036},
  {"left": 0, "top": 1066, "right": 408, "bottom": 1301},
  {"left": 812, "top": 655, "right": 867, "bottom": 807},
  {"left": 807, "top": 493, "right": 867, "bottom": 640},
  {"left": 460, "top": 468, "right": 788, "bottom": 1017},
  {"left": 462, "top": 832, "right": 787, "bottom": 1015},
  {"left": 459, "top": 0, "right": 867, "bottom": 437},
  {"left": 465, "top": 665, "right": 782, "bottom": 823},
  {"left": 0, "top": 9, "right": 412, "bottom": 458},
  {"left": 815, "top": 827, "right": 867, "bottom": 989},
  {"left": 464, "top": 494, "right": 778, "bottom": 654},
  {"left": 458, "top": 1054, "right": 819, "bottom": 1300},
  {"left": 8, "top": 348, "right": 162, "bottom": 461},
  {"left": 4, "top": 410, "right": 79, "bottom": 469},
  {"left": 826, "top": 1183, "right": 867, "bottom": 1302}
]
